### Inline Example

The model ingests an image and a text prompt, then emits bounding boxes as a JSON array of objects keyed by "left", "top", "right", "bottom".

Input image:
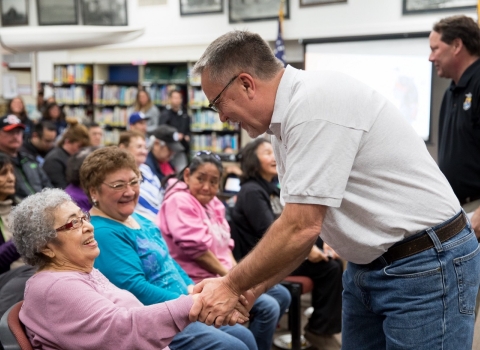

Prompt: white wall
[{"left": 37, "top": 0, "right": 478, "bottom": 81}]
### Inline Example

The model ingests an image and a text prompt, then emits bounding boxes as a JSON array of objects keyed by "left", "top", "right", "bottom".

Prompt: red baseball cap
[{"left": 0, "top": 114, "right": 25, "bottom": 131}]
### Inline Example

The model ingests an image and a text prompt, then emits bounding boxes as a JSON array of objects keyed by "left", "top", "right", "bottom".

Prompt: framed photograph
[
  {"left": 300, "top": 0, "right": 346, "bottom": 7},
  {"left": 180, "top": 0, "right": 223, "bottom": 16},
  {"left": 82, "top": 0, "right": 128, "bottom": 26},
  {"left": 229, "top": 0, "right": 290, "bottom": 23},
  {"left": 37, "top": 0, "right": 77, "bottom": 25},
  {"left": 1, "top": 0, "right": 28, "bottom": 26},
  {"left": 403, "top": 0, "right": 476, "bottom": 14}
]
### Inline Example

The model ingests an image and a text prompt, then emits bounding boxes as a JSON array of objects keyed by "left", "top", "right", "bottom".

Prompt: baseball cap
[
  {"left": 151, "top": 125, "right": 184, "bottom": 153},
  {"left": 129, "top": 112, "right": 150, "bottom": 125},
  {"left": 0, "top": 114, "right": 25, "bottom": 131}
]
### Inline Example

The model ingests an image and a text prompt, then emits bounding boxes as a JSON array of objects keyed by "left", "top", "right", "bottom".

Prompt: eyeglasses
[
  {"left": 208, "top": 75, "right": 238, "bottom": 113},
  {"left": 195, "top": 150, "right": 222, "bottom": 162},
  {"left": 55, "top": 212, "right": 91, "bottom": 232},
  {"left": 102, "top": 178, "right": 143, "bottom": 191}
]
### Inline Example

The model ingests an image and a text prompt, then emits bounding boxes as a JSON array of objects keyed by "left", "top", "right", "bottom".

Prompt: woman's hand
[
  {"left": 187, "top": 284, "right": 194, "bottom": 295},
  {"left": 323, "top": 243, "right": 340, "bottom": 260},
  {"left": 307, "top": 245, "right": 329, "bottom": 263}
]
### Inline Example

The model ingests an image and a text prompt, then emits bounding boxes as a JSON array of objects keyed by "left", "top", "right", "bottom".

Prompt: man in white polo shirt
[{"left": 188, "top": 31, "right": 480, "bottom": 350}]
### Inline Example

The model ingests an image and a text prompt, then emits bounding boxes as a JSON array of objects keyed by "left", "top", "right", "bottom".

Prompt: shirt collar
[
  {"left": 267, "top": 65, "right": 298, "bottom": 137},
  {"left": 450, "top": 58, "right": 480, "bottom": 90}
]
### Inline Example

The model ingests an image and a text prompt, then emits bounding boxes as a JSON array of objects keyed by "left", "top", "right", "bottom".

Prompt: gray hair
[
  {"left": 192, "top": 30, "right": 284, "bottom": 84},
  {"left": 11, "top": 188, "right": 72, "bottom": 268}
]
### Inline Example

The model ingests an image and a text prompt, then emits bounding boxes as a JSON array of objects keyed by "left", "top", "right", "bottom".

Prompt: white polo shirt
[{"left": 268, "top": 66, "right": 459, "bottom": 264}]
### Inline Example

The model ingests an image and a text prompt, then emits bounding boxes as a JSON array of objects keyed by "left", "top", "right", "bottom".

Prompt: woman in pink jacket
[{"left": 158, "top": 151, "right": 291, "bottom": 350}]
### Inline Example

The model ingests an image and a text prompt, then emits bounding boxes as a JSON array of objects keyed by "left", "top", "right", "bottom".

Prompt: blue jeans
[
  {"left": 342, "top": 212, "right": 480, "bottom": 350},
  {"left": 169, "top": 321, "right": 257, "bottom": 350},
  {"left": 249, "top": 284, "right": 291, "bottom": 350}
]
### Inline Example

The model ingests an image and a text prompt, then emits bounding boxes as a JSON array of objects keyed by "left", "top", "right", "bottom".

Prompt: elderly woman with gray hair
[{"left": 11, "top": 188, "right": 196, "bottom": 350}]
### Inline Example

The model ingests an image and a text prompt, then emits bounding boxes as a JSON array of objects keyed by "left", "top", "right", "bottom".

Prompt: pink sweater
[
  {"left": 20, "top": 268, "right": 193, "bottom": 350},
  {"left": 159, "top": 181, "right": 234, "bottom": 283}
]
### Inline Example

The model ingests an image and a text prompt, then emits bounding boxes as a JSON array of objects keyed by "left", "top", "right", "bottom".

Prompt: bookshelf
[
  {"left": 50, "top": 64, "right": 94, "bottom": 122},
  {"left": 46, "top": 62, "right": 241, "bottom": 150},
  {"left": 188, "top": 66, "right": 241, "bottom": 154}
]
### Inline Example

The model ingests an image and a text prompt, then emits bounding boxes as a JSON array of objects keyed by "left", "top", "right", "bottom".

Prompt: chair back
[{"left": 5, "top": 301, "right": 32, "bottom": 350}]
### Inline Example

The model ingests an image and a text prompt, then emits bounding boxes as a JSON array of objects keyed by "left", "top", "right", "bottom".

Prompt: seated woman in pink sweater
[
  {"left": 159, "top": 151, "right": 291, "bottom": 350},
  {"left": 9, "top": 188, "right": 235, "bottom": 350}
]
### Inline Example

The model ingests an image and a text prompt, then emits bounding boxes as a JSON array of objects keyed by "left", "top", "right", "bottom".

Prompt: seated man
[
  {"left": 20, "top": 121, "right": 57, "bottom": 165},
  {"left": 0, "top": 115, "right": 51, "bottom": 199},
  {"left": 146, "top": 125, "right": 184, "bottom": 182}
]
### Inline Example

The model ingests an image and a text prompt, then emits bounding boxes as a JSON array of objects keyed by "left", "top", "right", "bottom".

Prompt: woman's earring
[{"left": 92, "top": 198, "right": 98, "bottom": 206}]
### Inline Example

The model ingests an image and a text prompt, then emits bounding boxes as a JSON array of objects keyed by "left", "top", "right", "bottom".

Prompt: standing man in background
[
  {"left": 429, "top": 15, "right": 480, "bottom": 317},
  {"left": 429, "top": 15, "right": 480, "bottom": 237},
  {"left": 188, "top": 30, "right": 479, "bottom": 350},
  {"left": 160, "top": 90, "right": 191, "bottom": 170}
]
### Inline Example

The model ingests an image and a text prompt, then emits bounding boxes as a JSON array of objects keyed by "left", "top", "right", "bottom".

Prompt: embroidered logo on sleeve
[{"left": 463, "top": 93, "right": 472, "bottom": 111}]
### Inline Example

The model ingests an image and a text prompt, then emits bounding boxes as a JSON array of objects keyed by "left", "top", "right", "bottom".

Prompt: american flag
[{"left": 274, "top": 1, "right": 286, "bottom": 66}]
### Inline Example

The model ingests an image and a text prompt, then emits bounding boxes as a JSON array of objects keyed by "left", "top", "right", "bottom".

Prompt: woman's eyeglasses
[
  {"left": 195, "top": 151, "right": 222, "bottom": 162},
  {"left": 55, "top": 212, "right": 91, "bottom": 232},
  {"left": 102, "top": 178, "right": 143, "bottom": 191}
]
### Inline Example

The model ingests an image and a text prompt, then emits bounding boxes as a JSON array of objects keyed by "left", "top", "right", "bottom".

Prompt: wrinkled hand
[
  {"left": 323, "top": 243, "right": 340, "bottom": 260},
  {"left": 471, "top": 207, "right": 480, "bottom": 239},
  {"left": 189, "top": 277, "right": 249, "bottom": 328},
  {"left": 308, "top": 245, "right": 329, "bottom": 263}
]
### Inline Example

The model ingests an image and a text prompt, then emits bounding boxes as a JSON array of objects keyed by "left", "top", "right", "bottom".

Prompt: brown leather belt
[{"left": 381, "top": 213, "right": 467, "bottom": 265}]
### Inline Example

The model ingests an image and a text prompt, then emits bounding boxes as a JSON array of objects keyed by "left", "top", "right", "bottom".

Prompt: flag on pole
[{"left": 274, "top": 0, "right": 286, "bottom": 66}]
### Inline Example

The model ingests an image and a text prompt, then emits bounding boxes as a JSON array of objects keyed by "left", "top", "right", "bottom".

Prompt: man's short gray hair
[
  {"left": 192, "top": 30, "right": 284, "bottom": 84},
  {"left": 11, "top": 188, "right": 72, "bottom": 268}
]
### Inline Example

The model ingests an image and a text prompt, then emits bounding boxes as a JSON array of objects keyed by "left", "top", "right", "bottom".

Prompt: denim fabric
[
  {"left": 169, "top": 321, "right": 257, "bottom": 350},
  {"left": 248, "top": 284, "right": 291, "bottom": 350},
  {"left": 342, "top": 212, "right": 480, "bottom": 350}
]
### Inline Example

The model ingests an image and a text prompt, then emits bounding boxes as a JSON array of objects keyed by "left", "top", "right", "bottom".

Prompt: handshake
[{"left": 188, "top": 276, "right": 256, "bottom": 328}]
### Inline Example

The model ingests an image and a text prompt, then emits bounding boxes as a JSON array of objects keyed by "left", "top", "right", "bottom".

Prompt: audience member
[
  {"left": 146, "top": 125, "right": 184, "bottom": 182},
  {"left": 11, "top": 188, "right": 197, "bottom": 350},
  {"left": 43, "top": 120, "right": 90, "bottom": 189},
  {"left": 65, "top": 146, "right": 98, "bottom": 212},
  {"left": 159, "top": 90, "right": 191, "bottom": 170},
  {"left": 20, "top": 121, "right": 57, "bottom": 165},
  {"left": 128, "top": 111, "right": 150, "bottom": 137},
  {"left": 118, "top": 131, "right": 162, "bottom": 222},
  {"left": 231, "top": 139, "right": 342, "bottom": 349},
  {"left": 0, "top": 114, "right": 51, "bottom": 199},
  {"left": 85, "top": 122, "right": 104, "bottom": 147},
  {"left": 80, "top": 147, "right": 256, "bottom": 350},
  {"left": 41, "top": 102, "right": 67, "bottom": 137},
  {"left": 7, "top": 97, "right": 34, "bottom": 139},
  {"left": 159, "top": 151, "right": 290, "bottom": 350},
  {"left": 134, "top": 90, "right": 160, "bottom": 133},
  {"left": 0, "top": 154, "right": 35, "bottom": 317}
]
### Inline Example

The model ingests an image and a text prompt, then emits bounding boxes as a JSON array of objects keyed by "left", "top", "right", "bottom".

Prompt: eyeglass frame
[
  {"left": 195, "top": 150, "right": 222, "bottom": 163},
  {"left": 207, "top": 75, "right": 238, "bottom": 113},
  {"left": 55, "top": 212, "right": 91, "bottom": 232},
  {"left": 102, "top": 178, "right": 143, "bottom": 191}
]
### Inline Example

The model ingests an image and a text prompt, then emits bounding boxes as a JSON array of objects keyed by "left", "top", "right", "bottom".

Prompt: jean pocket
[{"left": 454, "top": 243, "right": 480, "bottom": 314}]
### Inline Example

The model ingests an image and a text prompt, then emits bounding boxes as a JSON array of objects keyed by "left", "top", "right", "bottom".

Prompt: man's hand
[
  {"left": 323, "top": 243, "right": 340, "bottom": 260},
  {"left": 307, "top": 245, "right": 329, "bottom": 263},
  {"left": 189, "top": 276, "right": 248, "bottom": 327},
  {"left": 470, "top": 206, "right": 480, "bottom": 239}
]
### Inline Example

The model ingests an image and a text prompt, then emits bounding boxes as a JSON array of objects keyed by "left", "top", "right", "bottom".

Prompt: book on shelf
[
  {"left": 191, "top": 133, "right": 238, "bottom": 153},
  {"left": 191, "top": 110, "right": 238, "bottom": 131},
  {"left": 54, "top": 64, "right": 93, "bottom": 84},
  {"left": 95, "top": 106, "right": 130, "bottom": 127},
  {"left": 94, "top": 85, "right": 138, "bottom": 105}
]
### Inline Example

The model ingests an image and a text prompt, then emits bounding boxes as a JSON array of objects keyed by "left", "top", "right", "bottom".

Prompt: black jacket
[
  {"left": 7, "top": 151, "right": 52, "bottom": 199},
  {"left": 230, "top": 177, "right": 280, "bottom": 260},
  {"left": 42, "top": 146, "right": 70, "bottom": 189},
  {"left": 20, "top": 139, "right": 49, "bottom": 165},
  {"left": 159, "top": 107, "right": 191, "bottom": 153}
]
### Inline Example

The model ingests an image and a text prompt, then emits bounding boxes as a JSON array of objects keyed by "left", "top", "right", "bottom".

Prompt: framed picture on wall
[
  {"left": 37, "top": 0, "right": 77, "bottom": 25},
  {"left": 1, "top": 0, "right": 28, "bottom": 26},
  {"left": 180, "top": 0, "right": 223, "bottom": 16},
  {"left": 82, "top": 0, "right": 128, "bottom": 26},
  {"left": 403, "top": 0, "right": 476, "bottom": 14},
  {"left": 229, "top": 0, "right": 289, "bottom": 23},
  {"left": 300, "top": 0, "right": 346, "bottom": 7}
]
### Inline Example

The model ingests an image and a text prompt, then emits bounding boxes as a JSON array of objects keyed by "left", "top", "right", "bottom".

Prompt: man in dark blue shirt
[{"left": 430, "top": 15, "right": 480, "bottom": 237}]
